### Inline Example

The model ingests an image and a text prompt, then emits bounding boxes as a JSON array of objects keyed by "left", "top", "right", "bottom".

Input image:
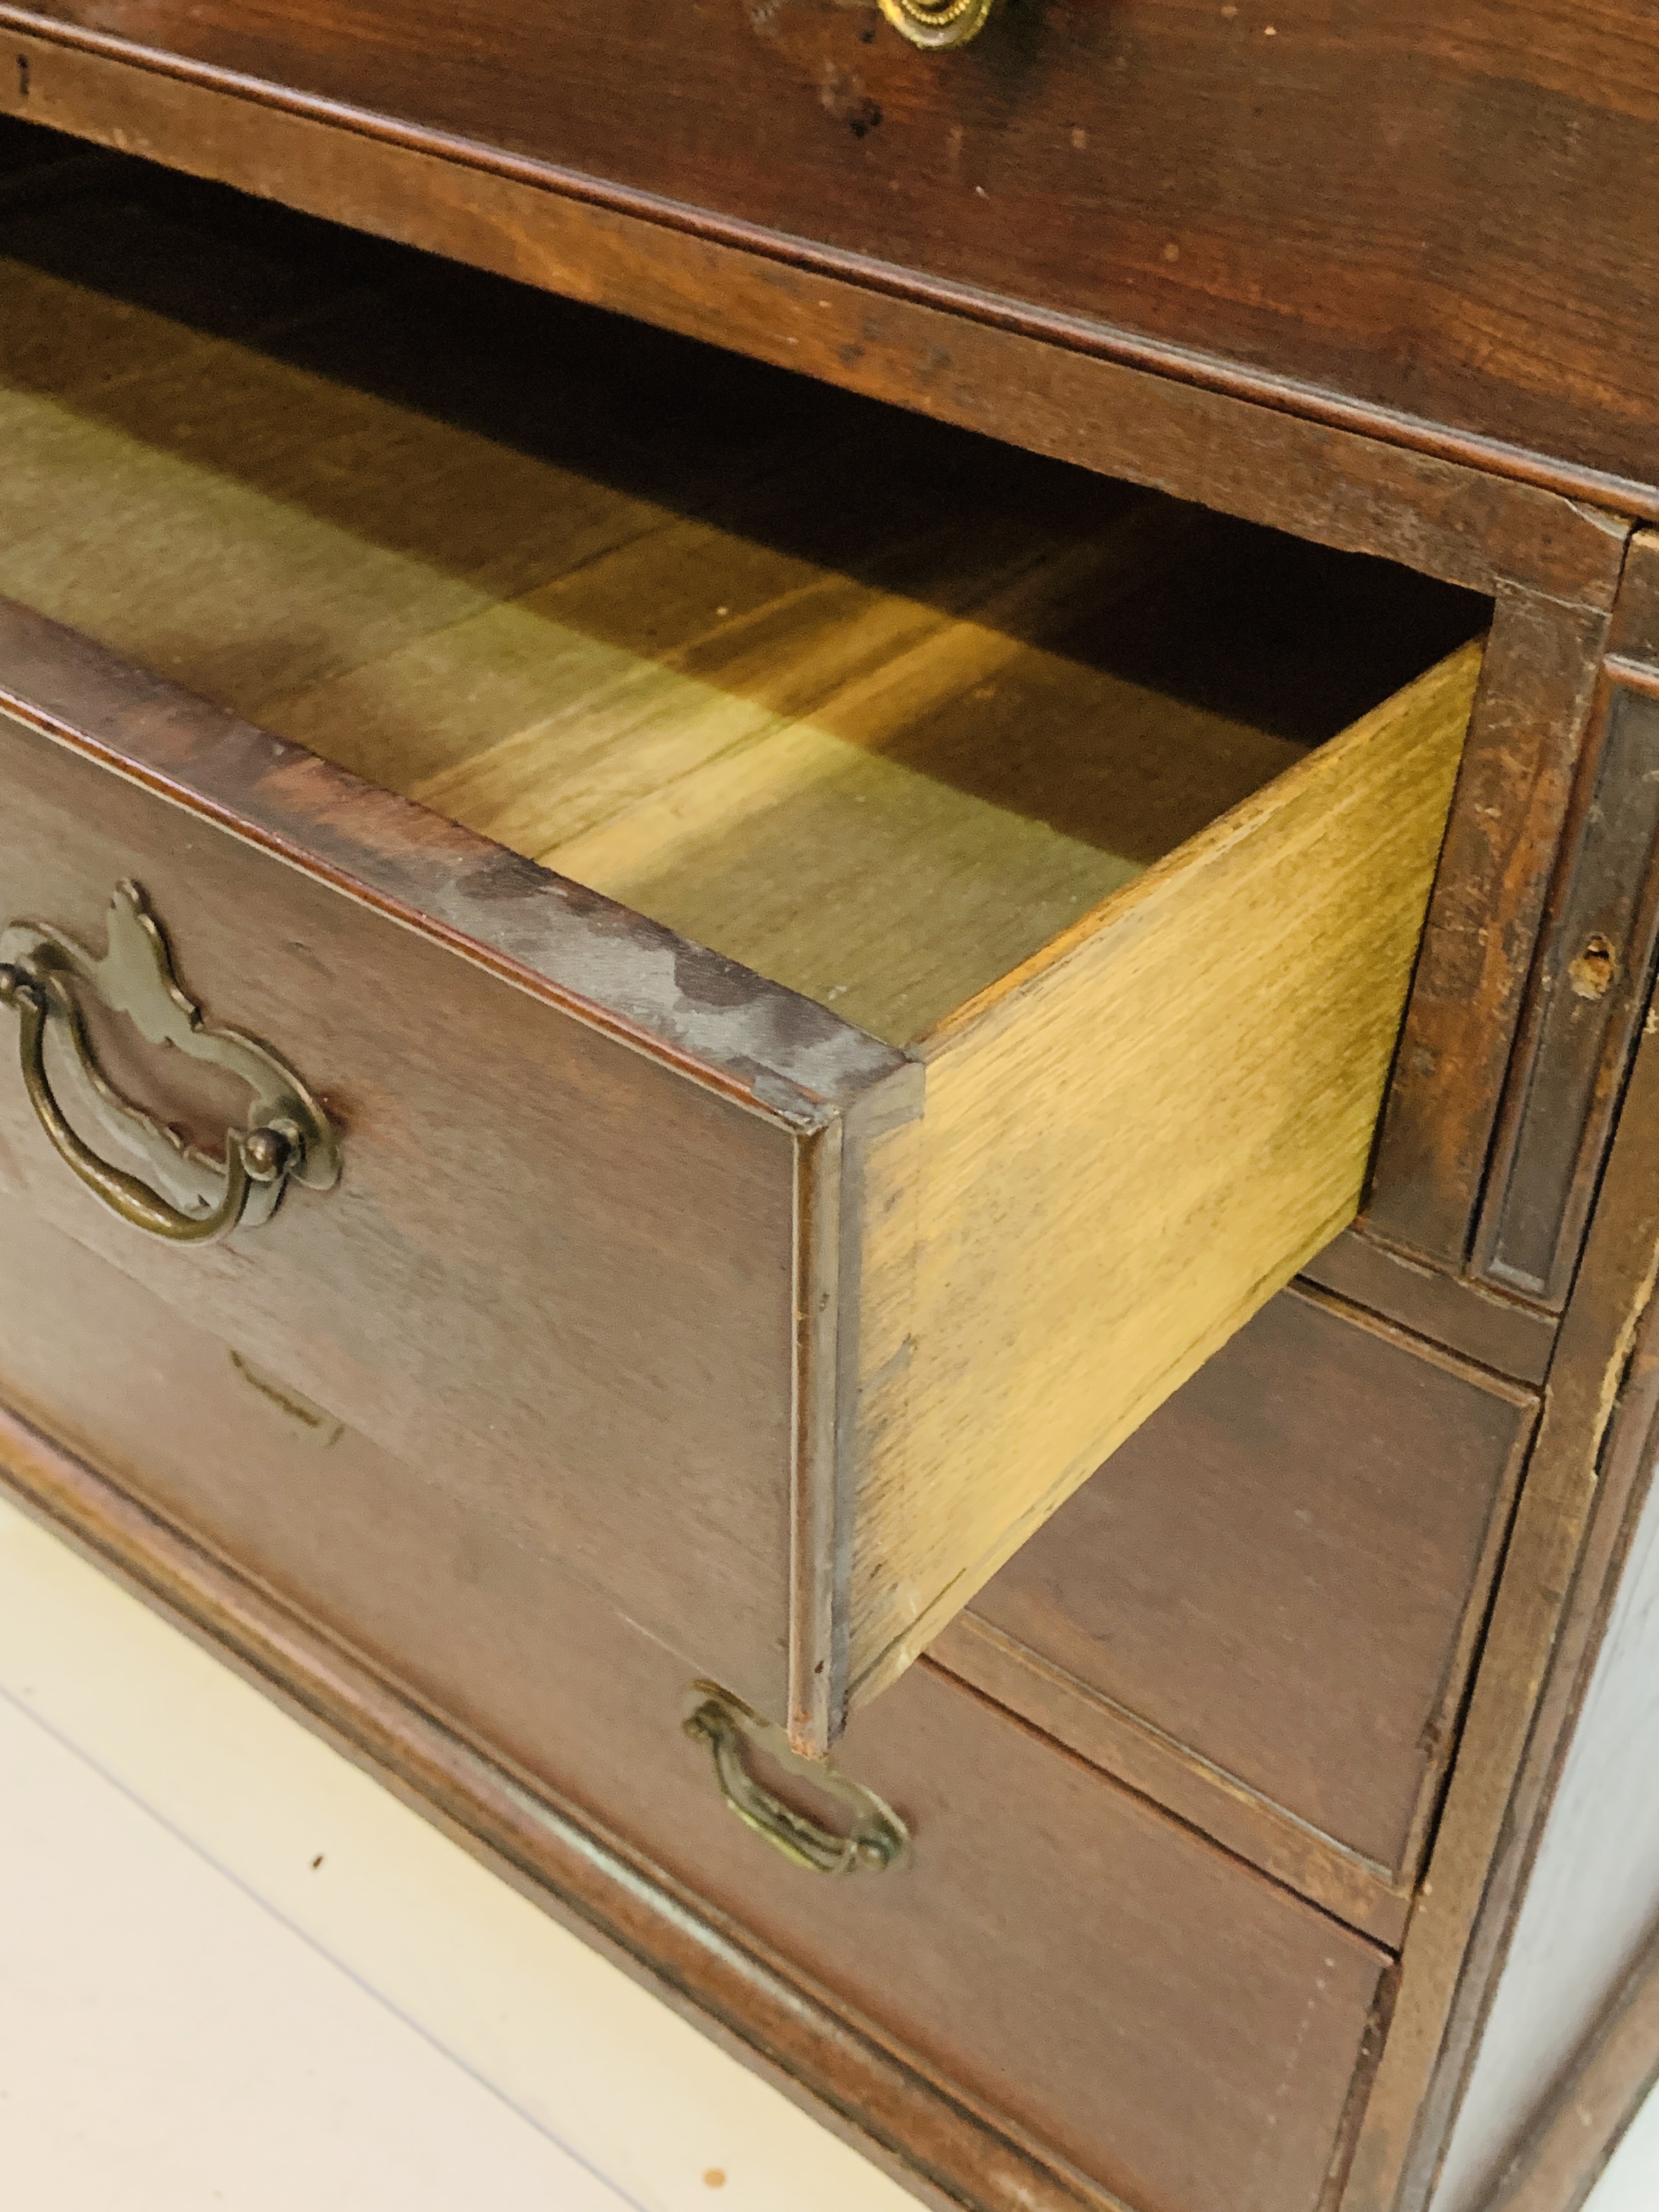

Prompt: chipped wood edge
[
  {"left": 0, "top": 594, "right": 910, "bottom": 1128},
  {"left": 792, "top": 1113, "right": 845, "bottom": 1753},
  {"left": 792, "top": 1059, "right": 925, "bottom": 1754},
  {"left": 801, "top": 1057, "right": 928, "bottom": 1751}
]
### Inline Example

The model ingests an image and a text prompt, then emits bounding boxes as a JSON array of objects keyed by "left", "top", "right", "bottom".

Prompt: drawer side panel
[{"left": 851, "top": 641, "right": 1481, "bottom": 1699}]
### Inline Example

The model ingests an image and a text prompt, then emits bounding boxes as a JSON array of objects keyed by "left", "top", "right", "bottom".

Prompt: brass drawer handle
[
  {"left": 0, "top": 882, "right": 338, "bottom": 1243},
  {"left": 878, "top": 0, "right": 1000, "bottom": 48},
  {"left": 684, "top": 1683, "right": 911, "bottom": 1875}
]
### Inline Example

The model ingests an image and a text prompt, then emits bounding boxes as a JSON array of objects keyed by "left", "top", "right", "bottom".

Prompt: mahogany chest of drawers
[{"left": 1, "top": 18, "right": 1658, "bottom": 2212}]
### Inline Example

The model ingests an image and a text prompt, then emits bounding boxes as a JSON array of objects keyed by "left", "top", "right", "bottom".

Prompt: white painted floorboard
[
  {"left": 1, "top": 1487, "right": 1655, "bottom": 2212},
  {"left": 1, "top": 1698, "right": 630, "bottom": 2212},
  {"left": 0, "top": 1496, "right": 916, "bottom": 2212}
]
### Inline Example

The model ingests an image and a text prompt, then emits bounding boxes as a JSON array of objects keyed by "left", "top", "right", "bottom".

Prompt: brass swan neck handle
[
  {"left": 0, "top": 964, "right": 291, "bottom": 1242},
  {"left": 0, "top": 883, "right": 338, "bottom": 1244}
]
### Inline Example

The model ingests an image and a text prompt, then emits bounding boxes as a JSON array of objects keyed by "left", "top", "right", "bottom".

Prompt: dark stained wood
[
  {"left": 0, "top": 150, "right": 1526, "bottom": 1747},
  {"left": 1467, "top": 535, "right": 1659, "bottom": 1310},
  {"left": 0, "top": 146, "right": 1488, "bottom": 1047},
  {"left": 1610, "top": 530, "right": 1659, "bottom": 668},
  {"left": 4, "top": 4, "right": 1659, "bottom": 506},
  {"left": 1477, "top": 1923, "right": 1659, "bottom": 2212},
  {"left": 930, "top": 1284, "right": 1536, "bottom": 1940},
  {"left": 5, "top": 74, "right": 1634, "bottom": 1344},
  {"left": 2, "top": 72, "right": 1655, "bottom": 2212},
  {"left": 1474, "top": 679, "right": 1659, "bottom": 1306},
  {"left": 1341, "top": 952, "right": 1659, "bottom": 2212},
  {"left": 0, "top": 617, "right": 918, "bottom": 1730},
  {"left": 1298, "top": 1231, "right": 1558, "bottom": 1388},
  {"left": 0, "top": 1221, "right": 1390, "bottom": 2212},
  {"left": 0, "top": 45, "right": 1634, "bottom": 608},
  {"left": 930, "top": 1610, "right": 1412, "bottom": 1950},
  {"left": 1364, "top": 588, "right": 1618, "bottom": 1271}
]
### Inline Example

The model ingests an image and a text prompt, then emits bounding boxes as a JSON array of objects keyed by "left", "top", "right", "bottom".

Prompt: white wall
[{"left": 1431, "top": 1455, "right": 1659, "bottom": 2210}]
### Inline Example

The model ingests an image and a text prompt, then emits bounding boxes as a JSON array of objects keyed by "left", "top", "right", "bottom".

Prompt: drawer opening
[{"left": 0, "top": 146, "right": 1485, "bottom": 1053}]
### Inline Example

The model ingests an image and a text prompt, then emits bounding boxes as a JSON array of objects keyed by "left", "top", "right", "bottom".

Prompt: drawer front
[
  {"left": 8, "top": 4, "right": 1655, "bottom": 491},
  {"left": 935, "top": 1286, "right": 1537, "bottom": 1938},
  {"left": 0, "top": 1204, "right": 1388, "bottom": 2212},
  {"left": 0, "top": 690, "right": 835, "bottom": 1730}
]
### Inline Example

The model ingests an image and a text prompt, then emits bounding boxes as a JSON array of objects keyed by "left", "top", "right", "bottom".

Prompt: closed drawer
[
  {"left": 0, "top": 156, "right": 1483, "bottom": 1747},
  {"left": 0, "top": 1207, "right": 1389, "bottom": 2212},
  {"left": 4, "top": 5, "right": 1651, "bottom": 492},
  {"left": 936, "top": 1284, "right": 1538, "bottom": 1943}
]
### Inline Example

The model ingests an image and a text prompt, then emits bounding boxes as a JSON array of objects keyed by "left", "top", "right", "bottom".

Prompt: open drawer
[{"left": 0, "top": 149, "right": 1485, "bottom": 1747}]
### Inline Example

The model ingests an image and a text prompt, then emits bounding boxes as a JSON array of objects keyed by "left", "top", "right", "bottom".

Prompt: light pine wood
[
  {"left": 0, "top": 313, "right": 1300, "bottom": 1047},
  {"left": 0, "top": 200, "right": 1480, "bottom": 1053},
  {"left": 523, "top": 514, "right": 1308, "bottom": 1045},
  {"left": 845, "top": 642, "right": 1483, "bottom": 1702}
]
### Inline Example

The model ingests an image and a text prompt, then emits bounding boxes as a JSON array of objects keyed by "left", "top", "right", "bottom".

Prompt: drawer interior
[{"left": 0, "top": 140, "right": 1485, "bottom": 1050}]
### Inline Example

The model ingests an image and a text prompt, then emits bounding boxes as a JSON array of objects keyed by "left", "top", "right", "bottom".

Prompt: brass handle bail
[
  {"left": 0, "top": 882, "right": 338, "bottom": 1244},
  {"left": 684, "top": 1683, "right": 911, "bottom": 1875}
]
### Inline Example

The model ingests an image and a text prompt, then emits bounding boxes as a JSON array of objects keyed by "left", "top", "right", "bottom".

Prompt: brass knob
[{"left": 877, "top": 0, "right": 1000, "bottom": 49}]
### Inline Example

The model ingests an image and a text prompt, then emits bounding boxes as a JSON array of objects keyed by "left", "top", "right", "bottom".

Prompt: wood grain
[
  {"left": 1471, "top": 534, "right": 1659, "bottom": 1308},
  {"left": 0, "top": 1397, "right": 1109, "bottom": 2212},
  {"left": 932, "top": 1283, "right": 1538, "bottom": 1942},
  {"left": 0, "top": 146, "right": 1500, "bottom": 1749},
  {"left": 0, "top": 1223, "right": 1390, "bottom": 2212},
  {"left": 0, "top": 699, "right": 820, "bottom": 1722},
  {"left": 0, "top": 46, "right": 1636, "bottom": 605},
  {"left": 1363, "top": 588, "right": 1619, "bottom": 1270},
  {"left": 848, "top": 644, "right": 1482, "bottom": 1699},
  {"left": 1298, "top": 1232, "right": 1558, "bottom": 1387},
  {"left": 0, "top": 601, "right": 906, "bottom": 1116},
  {"left": 3, "top": 3, "right": 1658, "bottom": 510},
  {"left": 1474, "top": 679, "right": 1659, "bottom": 1305},
  {"left": 3, "top": 112, "right": 1628, "bottom": 1362}
]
